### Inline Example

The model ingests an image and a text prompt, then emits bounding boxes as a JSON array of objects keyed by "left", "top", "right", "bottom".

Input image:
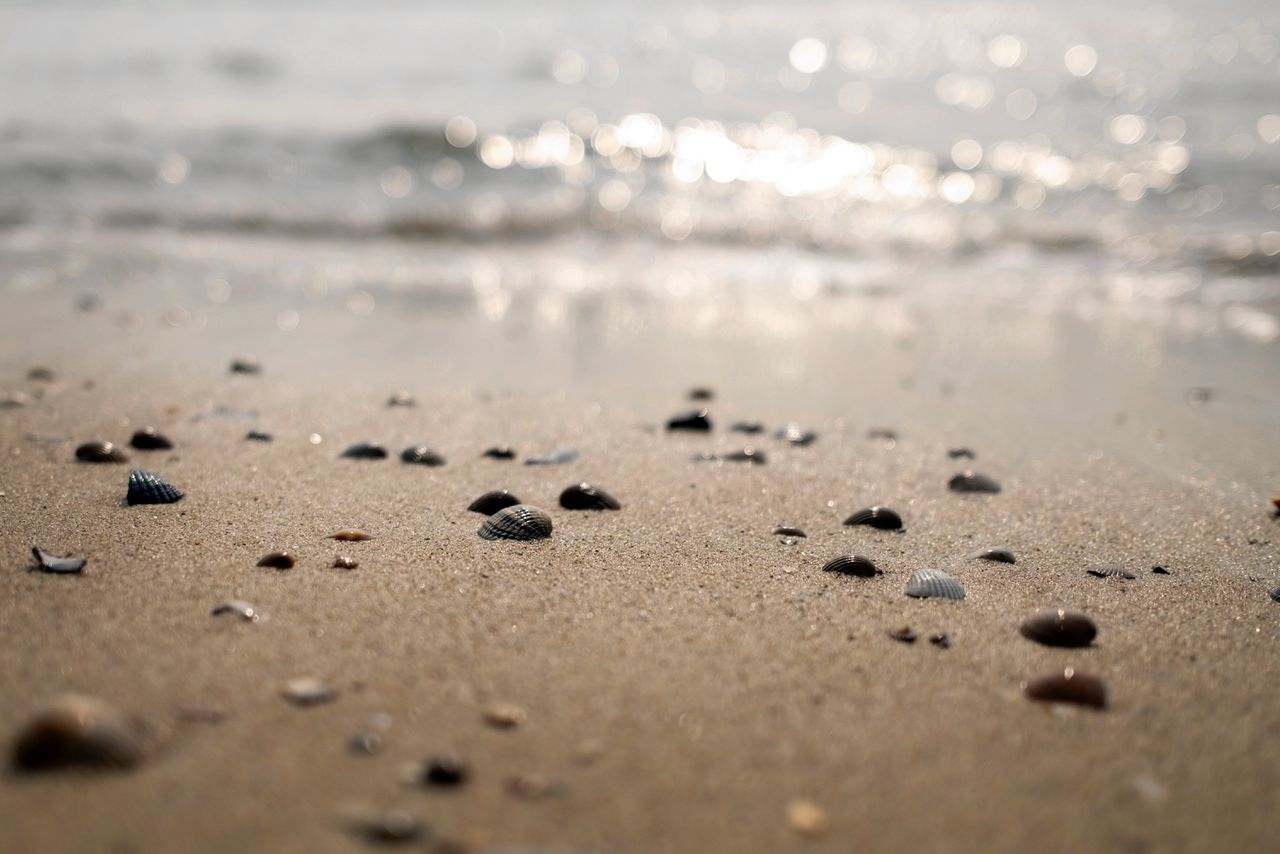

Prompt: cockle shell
[
  {"left": 821, "top": 555, "right": 881, "bottom": 578},
  {"left": 478, "top": 505, "right": 553, "bottom": 541},
  {"left": 76, "top": 441, "right": 128, "bottom": 463},
  {"left": 905, "top": 569, "right": 965, "bottom": 600},
  {"left": 125, "top": 469, "right": 183, "bottom": 505},
  {"left": 468, "top": 490, "right": 522, "bottom": 515},
  {"left": 843, "top": 506, "right": 903, "bottom": 530},
  {"left": 559, "top": 483, "right": 622, "bottom": 510}
]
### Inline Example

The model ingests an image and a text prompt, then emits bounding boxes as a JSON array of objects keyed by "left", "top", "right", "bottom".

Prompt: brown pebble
[
  {"left": 887, "top": 626, "right": 917, "bottom": 644},
  {"left": 1019, "top": 609, "right": 1097, "bottom": 648},
  {"left": 329, "top": 529, "right": 372, "bottom": 542},
  {"left": 12, "top": 695, "right": 150, "bottom": 771},
  {"left": 256, "top": 551, "right": 296, "bottom": 569},
  {"left": 333, "top": 555, "right": 359, "bottom": 569},
  {"left": 1025, "top": 668, "right": 1107, "bottom": 710},
  {"left": 483, "top": 703, "right": 526, "bottom": 729},
  {"left": 787, "top": 799, "right": 830, "bottom": 837}
]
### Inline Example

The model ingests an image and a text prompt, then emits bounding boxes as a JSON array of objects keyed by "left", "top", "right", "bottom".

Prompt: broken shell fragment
[
  {"left": 467, "top": 490, "right": 521, "bottom": 515},
  {"left": 282, "top": 678, "right": 335, "bottom": 707},
  {"left": 974, "top": 548, "right": 1016, "bottom": 564},
  {"left": 400, "top": 446, "right": 445, "bottom": 466},
  {"left": 559, "top": 483, "right": 622, "bottom": 511},
  {"left": 329, "top": 530, "right": 371, "bottom": 542},
  {"left": 1019, "top": 609, "right": 1097, "bottom": 648},
  {"left": 129, "top": 427, "right": 173, "bottom": 450},
  {"left": 341, "top": 442, "right": 388, "bottom": 460},
  {"left": 1025, "top": 668, "right": 1108, "bottom": 710},
  {"left": 12, "top": 695, "right": 150, "bottom": 771},
  {"left": 948, "top": 471, "right": 1002, "bottom": 493},
  {"left": 31, "top": 546, "right": 86, "bottom": 574},
  {"left": 905, "top": 569, "right": 965, "bottom": 600},
  {"left": 821, "top": 555, "right": 881, "bottom": 578},
  {"left": 1087, "top": 567, "right": 1136, "bottom": 580},
  {"left": 211, "top": 600, "right": 263, "bottom": 623},
  {"left": 76, "top": 441, "right": 128, "bottom": 463},
  {"left": 256, "top": 551, "right": 296, "bottom": 569},
  {"left": 125, "top": 469, "right": 183, "bottom": 505},
  {"left": 666, "top": 409, "right": 711, "bottom": 431},
  {"left": 843, "top": 506, "right": 903, "bottom": 530},
  {"left": 477, "top": 505, "right": 552, "bottom": 541}
]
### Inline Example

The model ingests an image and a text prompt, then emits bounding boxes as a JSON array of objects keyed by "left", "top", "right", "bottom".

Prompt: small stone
[
  {"left": 787, "top": 799, "right": 830, "bottom": 837},
  {"left": 256, "top": 551, "right": 296, "bottom": 569},
  {"left": 420, "top": 755, "right": 469, "bottom": 787},
  {"left": 505, "top": 773, "right": 568, "bottom": 800},
  {"left": 282, "top": 678, "right": 335, "bottom": 707},
  {"left": 333, "top": 555, "right": 359, "bottom": 569},
  {"left": 929, "top": 633, "right": 951, "bottom": 649},
  {"left": 348, "top": 730, "right": 383, "bottom": 756},
  {"left": 483, "top": 702, "right": 526, "bottom": 729},
  {"left": 887, "top": 626, "right": 917, "bottom": 644}
]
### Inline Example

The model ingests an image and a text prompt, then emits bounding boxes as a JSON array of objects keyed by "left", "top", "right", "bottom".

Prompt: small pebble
[
  {"left": 887, "top": 626, "right": 917, "bottom": 644},
  {"left": 282, "top": 678, "right": 335, "bottom": 707},
  {"left": 688, "top": 387, "right": 714, "bottom": 401},
  {"left": 483, "top": 703, "right": 526, "bottom": 729},
  {"left": 482, "top": 446, "right": 516, "bottom": 460},
  {"left": 348, "top": 730, "right": 383, "bottom": 756},
  {"left": 334, "top": 556, "right": 359, "bottom": 569},
  {"left": 256, "top": 551, "right": 296, "bottom": 569},
  {"left": 929, "top": 633, "right": 951, "bottom": 649},
  {"left": 787, "top": 799, "right": 830, "bottom": 837},
  {"left": 329, "top": 529, "right": 371, "bottom": 542},
  {"left": 244, "top": 430, "right": 273, "bottom": 442},
  {"left": 419, "top": 755, "right": 470, "bottom": 787},
  {"left": 948, "top": 447, "right": 976, "bottom": 459},
  {"left": 26, "top": 367, "right": 56, "bottom": 382}
]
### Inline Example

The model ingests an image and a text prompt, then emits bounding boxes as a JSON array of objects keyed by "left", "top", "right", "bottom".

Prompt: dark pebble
[
  {"left": 256, "top": 551, "right": 296, "bottom": 569},
  {"left": 948, "top": 471, "right": 1002, "bottom": 493},
  {"left": 1025, "top": 668, "right": 1108, "bottom": 710},
  {"left": 420, "top": 755, "right": 470, "bottom": 787},
  {"left": 341, "top": 442, "right": 388, "bottom": 460},
  {"left": 244, "top": 430, "right": 273, "bottom": 442},
  {"left": 666, "top": 409, "right": 712, "bottom": 431},
  {"left": 481, "top": 446, "right": 516, "bottom": 460},
  {"left": 887, "top": 626, "right": 917, "bottom": 644},
  {"left": 1019, "top": 609, "right": 1097, "bottom": 648}
]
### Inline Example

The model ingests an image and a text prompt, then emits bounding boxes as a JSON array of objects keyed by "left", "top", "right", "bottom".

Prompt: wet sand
[{"left": 1, "top": 246, "right": 1279, "bottom": 853}]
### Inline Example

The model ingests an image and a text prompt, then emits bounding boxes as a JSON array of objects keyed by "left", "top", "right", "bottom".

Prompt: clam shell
[
  {"left": 211, "top": 600, "right": 263, "bottom": 622},
  {"left": 1019, "top": 609, "right": 1096, "bottom": 648},
  {"left": 524, "top": 447, "right": 579, "bottom": 465},
  {"left": 1025, "top": 668, "right": 1108, "bottom": 710},
  {"left": 775, "top": 422, "right": 816, "bottom": 445},
  {"left": 31, "top": 546, "right": 86, "bottom": 574},
  {"left": 76, "top": 441, "right": 128, "bottom": 463},
  {"left": 12, "top": 695, "right": 150, "bottom": 771},
  {"left": 468, "top": 490, "right": 522, "bottom": 515},
  {"left": 772, "top": 526, "right": 807, "bottom": 538},
  {"left": 905, "top": 569, "right": 965, "bottom": 600},
  {"left": 129, "top": 427, "right": 173, "bottom": 451},
  {"left": 400, "top": 445, "right": 445, "bottom": 466},
  {"left": 1087, "top": 566, "right": 1136, "bottom": 580},
  {"left": 974, "top": 547, "right": 1016, "bottom": 564},
  {"left": 559, "top": 483, "right": 622, "bottom": 511},
  {"left": 125, "top": 469, "right": 183, "bottom": 505},
  {"left": 666, "top": 409, "right": 712, "bottom": 431},
  {"left": 948, "top": 471, "right": 1002, "bottom": 493},
  {"left": 256, "top": 551, "right": 295, "bottom": 569},
  {"left": 821, "top": 554, "right": 881, "bottom": 578},
  {"left": 341, "top": 442, "right": 388, "bottom": 460},
  {"left": 478, "top": 505, "right": 553, "bottom": 541},
  {"left": 482, "top": 446, "right": 516, "bottom": 459},
  {"left": 843, "top": 506, "right": 903, "bottom": 530}
]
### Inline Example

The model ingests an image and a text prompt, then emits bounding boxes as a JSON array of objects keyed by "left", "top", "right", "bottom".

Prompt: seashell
[
  {"left": 341, "top": 442, "right": 388, "bottom": 460},
  {"left": 524, "top": 447, "right": 579, "bottom": 465},
  {"left": 775, "top": 422, "right": 816, "bottom": 446},
  {"left": 76, "top": 441, "right": 128, "bottom": 463},
  {"left": 948, "top": 447, "right": 976, "bottom": 459},
  {"left": 256, "top": 551, "right": 295, "bottom": 569},
  {"left": 787, "top": 799, "right": 830, "bottom": 838},
  {"left": 1019, "top": 609, "right": 1096, "bottom": 648},
  {"left": 417, "top": 754, "right": 470, "bottom": 787},
  {"left": 341, "top": 808, "right": 423, "bottom": 844},
  {"left": 347, "top": 730, "right": 382, "bottom": 756},
  {"left": 887, "top": 626, "right": 916, "bottom": 643},
  {"left": 730, "top": 421, "right": 765, "bottom": 434},
  {"left": 482, "top": 446, "right": 516, "bottom": 460},
  {"left": 27, "top": 366, "right": 57, "bottom": 382},
  {"left": 723, "top": 447, "right": 766, "bottom": 463},
  {"left": 1151, "top": 566, "right": 1171, "bottom": 575},
  {"left": 1270, "top": 588, "right": 1280, "bottom": 603},
  {"left": 333, "top": 556, "right": 359, "bottom": 569},
  {"left": 129, "top": 427, "right": 173, "bottom": 450},
  {"left": 467, "top": 490, "right": 522, "bottom": 515},
  {"left": 125, "top": 469, "right": 183, "bottom": 505},
  {"left": 478, "top": 505, "right": 553, "bottom": 541},
  {"left": 12, "top": 695, "right": 150, "bottom": 771},
  {"left": 505, "top": 773, "right": 569, "bottom": 800},
  {"left": 1087, "top": 566, "right": 1136, "bottom": 580},
  {"left": 772, "top": 526, "right": 806, "bottom": 538},
  {"left": 244, "top": 430, "right": 273, "bottom": 442},
  {"left": 929, "top": 633, "right": 952, "bottom": 648},
  {"left": 400, "top": 445, "right": 445, "bottom": 466},
  {"left": 281, "top": 677, "right": 335, "bottom": 707},
  {"left": 386, "top": 390, "right": 415, "bottom": 407},
  {"left": 974, "top": 547, "right": 1016, "bottom": 564},
  {"left": 228, "top": 356, "right": 261, "bottom": 374},
  {"left": 211, "top": 600, "right": 263, "bottom": 623},
  {"left": 905, "top": 569, "right": 965, "bottom": 600},
  {"left": 31, "top": 546, "right": 86, "bottom": 574},
  {"left": 666, "top": 409, "right": 712, "bottom": 432},
  {"left": 843, "top": 506, "right": 903, "bottom": 530},
  {"left": 822, "top": 554, "right": 881, "bottom": 578},
  {"left": 688, "top": 387, "right": 714, "bottom": 401},
  {"left": 948, "top": 471, "right": 1002, "bottom": 493},
  {"left": 483, "top": 702, "right": 526, "bottom": 729},
  {"left": 329, "top": 529, "right": 371, "bottom": 541},
  {"left": 559, "top": 483, "right": 622, "bottom": 511},
  {"left": 1025, "top": 668, "right": 1107, "bottom": 710}
]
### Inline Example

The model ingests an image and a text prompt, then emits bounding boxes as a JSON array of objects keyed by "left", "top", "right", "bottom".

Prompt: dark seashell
[
  {"left": 211, "top": 600, "right": 263, "bottom": 622},
  {"left": 822, "top": 554, "right": 881, "bottom": 578},
  {"left": 949, "top": 471, "right": 1002, "bottom": 493},
  {"left": 228, "top": 356, "right": 261, "bottom": 375},
  {"left": 341, "top": 442, "right": 388, "bottom": 460},
  {"left": 256, "top": 551, "right": 295, "bottom": 569},
  {"left": 666, "top": 409, "right": 712, "bottom": 431},
  {"left": 525, "top": 447, "right": 579, "bottom": 465},
  {"left": 772, "top": 526, "right": 806, "bottom": 538},
  {"left": 329, "top": 529, "right": 371, "bottom": 541},
  {"left": 244, "top": 430, "right": 273, "bottom": 442},
  {"left": 478, "top": 505, "right": 553, "bottom": 541},
  {"left": 1020, "top": 609, "right": 1097, "bottom": 648},
  {"left": 348, "top": 731, "right": 383, "bottom": 756},
  {"left": 281, "top": 677, "right": 335, "bottom": 707},
  {"left": 1025, "top": 668, "right": 1108, "bottom": 710},
  {"left": 559, "top": 483, "right": 622, "bottom": 511},
  {"left": 12, "top": 695, "right": 150, "bottom": 771},
  {"left": 1087, "top": 566, "right": 1136, "bottom": 580},
  {"left": 482, "top": 446, "right": 516, "bottom": 460},
  {"left": 929, "top": 633, "right": 952, "bottom": 649},
  {"left": 386, "top": 390, "right": 416, "bottom": 407},
  {"left": 887, "top": 626, "right": 916, "bottom": 643},
  {"left": 974, "top": 548, "right": 1016, "bottom": 564},
  {"left": 27, "top": 366, "right": 56, "bottom": 382},
  {"left": 723, "top": 447, "right": 766, "bottom": 463},
  {"left": 76, "top": 441, "right": 128, "bottom": 463},
  {"left": 1269, "top": 588, "right": 1280, "bottom": 603},
  {"left": 333, "top": 555, "right": 359, "bottom": 569},
  {"left": 730, "top": 421, "right": 765, "bottom": 434},
  {"left": 905, "top": 569, "right": 965, "bottom": 600},
  {"left": 344, "top": 809, "right": 423, "bottom": 844},
  {"left": 467, "top": 490, "right": 522, "bottom": 515},
  {"left": 1151, "top": 566, "right": 1171, "bottom": 575},
  {"left": 775, "top": 422, "right": 816, "bottom": 446},
  {"left": 400, "top": 445, "right": 445, "bottom": 466},
  {"left": 688, "top": 387, "right": 714, "bottom": 401},
  {"left": 125, "top": 469, "right": 183, "bottom": 505},
  {"left": 129, "top": 427, "right": 173, "bottom": 450},
  {"left": 948, "top": 447, "right": 976, "bottom": 459},
  {"left": 420, "top": 754, "right": 470, "bottom": 787},
  {"left": 843, "top": 506, "right": 903, "bottom": 530},
  {"left": 31, "top": 546, "right": 86, "bottom": 574}
]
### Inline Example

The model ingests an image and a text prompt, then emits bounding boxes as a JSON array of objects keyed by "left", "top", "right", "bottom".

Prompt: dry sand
[{"left": 1, "top": 246, "right": 1279, "bottom": 853}]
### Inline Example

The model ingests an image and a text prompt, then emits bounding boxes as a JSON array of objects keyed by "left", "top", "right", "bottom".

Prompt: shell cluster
[{"left": 477, "top": 505, "right": 553, "bottom": 541}]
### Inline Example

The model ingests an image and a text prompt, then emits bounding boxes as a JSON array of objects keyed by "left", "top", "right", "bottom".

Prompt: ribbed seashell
[
  {"left": 341, "top": 442, "right": 387, "bottom": 460},
  {"left": 211, "top": 600, "right": 263, "bottom": 622},
  {"left": 386, "top": 390, "right": 416, "bottom": 407},
  {"left": 948, "top": 471, "right": 1002, "bottom": 493},
  {"left": 129, "top": 427, "right": 173, "bottom": 450},
  {"left": 905, "top": 569, "right": 965, "bottom": 600},
  {"left": 560, "top": 483, "right": 622, "bottom": 510},
  {"left": 244, "top": 430, "right": 273, "bottom": 442},
  {"left": 467, "top": 490, "right": 522, "bottom": 515},
  {"left": 125, "top": 469, "right": 183, "bottom": 505},
  {"left": 281, "top": 677, "right": 335, "bottom": 707},
  {"left": 76, "top": 441, "right": 128, "bottom": 463},
  {"left": 821, "top": 554, "right": 881, "bottom": 578},
  {"left": 843, "top": 506, "right": 903, "bottom": 530},
  {"left": 228, "top": 356, "right": 261, "bottom": 374},
  {"left": 948, "top": 447, "right": 976, "bottom": 459},
  {"left": 329, "top": 529, "right": 371, "bottom": 541},
  {"left": 31, "top": 546, "right": 86, "bottom": 574},
  {"left": 723, "top": 447, "right": 766, "bottom": 463},
  {"left": 729, "top": 421, "right": 765, "bottom": 434},
  {"left": 482, "top": 446, "right": 516, "bottom": 460},
  {"left": 666, "top": 409, "right": 712, "bottom": 431},
  {"left": 1019, "top": 609, "right": 1096, "bottom": 648},
  {"left": 400, "top": 445, "right": 445, "bottom": 466},
  {"left": 256, "top": 551, "right": 295, "bottom": 569},
  {"left": 775, "top": 422, "right": 816, "bottom": 445},
  {"left": 974, "top": 548, "right": 1016, "bottom": 564},
  {"left": 478, "top": 505, "right": 553, "bottom": 541},
  {"left": 772, "top": 526, "right": 806, "bottom": 538},
  {"left": 1025, "top": 668, "right": 1107, "bottom": 710},
  {"left": 1087, "top": 566, "right": 1136, "bottom": 580},
  {"left": 12, "top": 695, "right": 150, "bottom": 771}
]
